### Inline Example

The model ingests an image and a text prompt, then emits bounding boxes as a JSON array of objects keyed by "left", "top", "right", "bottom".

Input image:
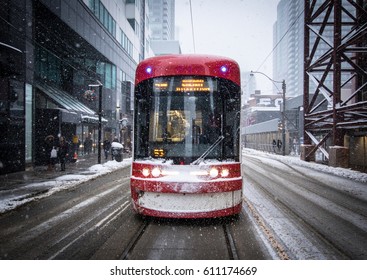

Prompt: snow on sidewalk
[{"left": 0, "top": 159, "right": 131, "bottom": 214}]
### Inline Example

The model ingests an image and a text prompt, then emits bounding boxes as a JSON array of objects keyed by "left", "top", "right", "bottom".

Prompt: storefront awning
[{"left": 35, "top": 82, "right": 107, "bottom": 124}]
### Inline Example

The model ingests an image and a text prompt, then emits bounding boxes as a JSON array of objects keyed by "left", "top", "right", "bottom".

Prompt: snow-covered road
[
  {"left": 0, "top": 159, "right": 132, "bottom": 214},
  {"left": 1, "top": 149, "right": 366, "bottom": 259},
  {"left": 242, "top": 149, "right": 367, "bottom": 259}
]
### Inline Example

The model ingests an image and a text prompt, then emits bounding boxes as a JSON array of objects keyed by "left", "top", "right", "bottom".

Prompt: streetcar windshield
[{"left": 134, "top": 76, "right": 240, "bottom": 164}]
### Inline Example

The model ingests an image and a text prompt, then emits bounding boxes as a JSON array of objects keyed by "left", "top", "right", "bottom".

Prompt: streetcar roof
[{"left": 135, "top": 54, "right": 240, "bottom": 85}]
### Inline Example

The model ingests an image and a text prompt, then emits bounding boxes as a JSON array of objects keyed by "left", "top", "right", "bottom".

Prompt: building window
[
  {"left": 112, "top": 65, "right": 116, "bottom": 89},
  {"left": 88, "top": 0, "right": 116, "bottom": 38},
  {"left": 35, "top": 47, "right": 61, "bottom": 85},
  {"left": 96, "top": 61, "right": 116, "bottom": 90},
  {"left": 120, "top": 29, "right": 133, "bottom": 57},
  {"left": 105, "top": 63, "right": 112, "bottom": 89}
]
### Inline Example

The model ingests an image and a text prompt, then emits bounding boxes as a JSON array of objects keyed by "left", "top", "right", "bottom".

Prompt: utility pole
[
  {"left": 89, "top": 80, "right": 103, "bottom": 164},
  {"left": 250, "top": 71, "right": 287, "bottom": 155}
]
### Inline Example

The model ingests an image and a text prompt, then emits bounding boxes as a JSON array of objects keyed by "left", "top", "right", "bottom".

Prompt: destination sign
[
  {"left": 154, "top": 82, "right": 168, "bottom": 90},
  {"left": 176, "top": 79, "right": 211, "bottom": 92},
  {"left": 153, "top": 77, "right": 216, "bottom": 92}
]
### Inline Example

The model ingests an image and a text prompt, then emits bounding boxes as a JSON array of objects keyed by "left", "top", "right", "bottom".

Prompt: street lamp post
[
  {"left": 89, "top": 80, "right": 103, "bottom": 164},
  {"left": 250, "top": 71, "right": 286, "bottom": 156},
  {"left": 281, "top": 80, "right": 286, "bottom": 156},
  {"left": 116, "top": 105, "right": 121, "bottom": 142}
]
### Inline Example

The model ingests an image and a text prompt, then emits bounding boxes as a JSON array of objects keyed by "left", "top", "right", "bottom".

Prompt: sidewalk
[
  {"left": 0, "top": 153, "right": 107, "bottom": 190},
  {"left": 0, "top": 153, "right": 131, "bottom": 213}
]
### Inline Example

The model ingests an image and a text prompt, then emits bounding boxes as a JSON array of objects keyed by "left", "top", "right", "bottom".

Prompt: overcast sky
[{"left": 175, "top": 0, "right": 280, "bottom": 91}]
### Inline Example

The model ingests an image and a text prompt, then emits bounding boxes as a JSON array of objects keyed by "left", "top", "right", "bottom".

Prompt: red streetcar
[{"left": 130, "top": 54, "right": 242, "bottom": 218}]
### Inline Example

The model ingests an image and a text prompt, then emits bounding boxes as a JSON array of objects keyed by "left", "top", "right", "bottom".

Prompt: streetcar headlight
[
  {"left": 220, "top": 65, "right": 228, "bottom": 73},
  {"left": 209, "top": 167, "right": 219, "bottom": 178},
  {"left": 221, "top": 168, "right": 229, "bottom": 177},
  {"left": 142, "top": 168, "right": 150, "bottom": 177},
  {"left": 151, "top": 167, "right": 161, "bottom": 177}
]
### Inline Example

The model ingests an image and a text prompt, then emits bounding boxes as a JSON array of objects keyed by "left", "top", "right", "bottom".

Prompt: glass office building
[{"left": 0, "top": 0, "right": 148, "bottom": 174}]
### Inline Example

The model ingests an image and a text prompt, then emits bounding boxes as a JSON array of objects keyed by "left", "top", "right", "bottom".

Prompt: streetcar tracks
[
  {"left": 49, "top": 200, "right": 130, "bottom": 259},
  {"left": 120, "top": 218, "right": 150, "bottom": 260},
  {"left": 0, "top": 176, "right": 132, "bottom": 259},
  {"left": 12, "top": 185, "right": 122, "bottom": 245},
  {"left": 119, "top": 216, "right": 246, "bottom": 260},
  {"left": 242, "top": 197, "right": 290, "bottom": 260},
  {"left": 248, "top": 154, "right": 367, "bottom": 223},
  {"left": 223, "top": 223, "right": 239, "bottom": 260},
  {"left": 269, "top": 159, "right": 367, "bottom": 219},
  {"left": 243, "top": 157, "right": 358, "bottom": 259},
  {"left": 95, "top": 201, "right": 130, "bottom": 230},
  {"left": 0, "top": 167, "right": 139, "bottom": 259},
  {"left": 244, "top": 163, "right": 335, "bottom": 258}
]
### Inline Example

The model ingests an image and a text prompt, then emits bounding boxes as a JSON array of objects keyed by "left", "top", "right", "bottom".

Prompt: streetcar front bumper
[{"left": 130, "top": 177, "right": 243, "bottom": 218}]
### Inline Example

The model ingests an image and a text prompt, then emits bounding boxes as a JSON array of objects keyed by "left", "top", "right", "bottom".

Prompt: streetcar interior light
[
  {"left": 220, "top": 66, "right": 227, "bottom": 73},
  {"left": 209, "top": 168, "right": 219, "bottom": 178},
  {"left": 221, "top": 168, "right": 229, "bottom": 177},
  {"left": 146, "top": 66, "right": 152, "bottom": 74},
  {"left": 142, "top": 168, "right": 150, "bottom": 177},
  {"left": 151, "top": 167, "right": 161, "bottom": 177}
]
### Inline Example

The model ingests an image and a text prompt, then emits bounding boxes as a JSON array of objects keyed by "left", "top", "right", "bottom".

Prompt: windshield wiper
[{"left": 191, "top": 135, "right": 224, "bottom": 165}]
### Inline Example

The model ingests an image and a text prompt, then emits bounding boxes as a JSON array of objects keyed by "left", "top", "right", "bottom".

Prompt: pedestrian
[
  {"left": 103, "top": 138, "right": 111, "bottom": 160},
  {"left": 272, "top": 139, "right": 277, "bottom": 153},
  {"left": 58, "top": 136, "right": 69, "bottom": 171},
  {"left": 84, "top": 136, "right": 92, "bottom": 154},
  {"left": 45, "top": 135, "right": 57, "bottom": 171},
  {"left": 277, "top": 139, "right": 282, "bottom": 151}
]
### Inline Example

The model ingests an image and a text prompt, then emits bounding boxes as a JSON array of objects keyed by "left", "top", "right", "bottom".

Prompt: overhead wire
[
  {"left": 255, "top": 7, "right": 305, "bottom": 72},
  {"left": 189, "top": 0, "right": 196, "bottom": 53}
]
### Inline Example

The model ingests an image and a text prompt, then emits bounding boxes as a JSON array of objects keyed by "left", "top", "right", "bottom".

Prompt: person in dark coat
[
  {"left": 84, "top": 136, "right": 92, "bottom": 154},
  {"left": 58, "top": 136, "right": 69, "bottom": 171},
  {"left": 103, "top": 138, "right": 111, "bottom": 160}
]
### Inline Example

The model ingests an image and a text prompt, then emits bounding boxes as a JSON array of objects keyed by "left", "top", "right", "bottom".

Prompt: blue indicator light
[
  {"left": 146, "top": 66, "right": 152, "bottom": 74},
  {"left": 220, "top": 66, "right": 228, "bottom": 73}
]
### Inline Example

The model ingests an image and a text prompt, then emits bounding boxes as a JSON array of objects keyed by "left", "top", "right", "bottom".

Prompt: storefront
[
  {"left": 0, "top": 41, "right": 26, "bottom": 175},
  {"left": 34, "top": 81, "right": 107, "bottom": 165}
]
